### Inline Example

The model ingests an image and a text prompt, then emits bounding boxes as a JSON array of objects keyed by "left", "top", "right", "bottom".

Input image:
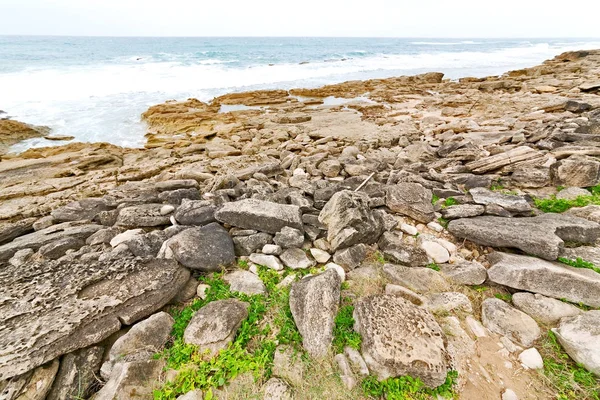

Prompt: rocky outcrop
[{"left": 0, "top": 119, "right": 50, "bottom": 155}]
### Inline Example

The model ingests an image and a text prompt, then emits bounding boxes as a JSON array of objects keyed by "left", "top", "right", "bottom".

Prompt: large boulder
[
  {"left": 289, "top": 269, "right": 341, "bottom": 357},
  {"left": 487, "top": 252, "right": 600, "bottom": 307},
  {"left": 318, "top": 190, "right": 383, "bottom": 251},
  {"left": 183, "top": 299, "right": 249, "bottom": 357},
  {"left": 354, "top": 295, "right": 448, "bottom": 388},
  {"left": 481, "top": 298, "right": 541, "bottom": 347},
  {"left": 448, "top": 214, "right": 600, "bottom": 260},
  {"left": 385, "top": 183, "right": 435, "bottom": 223},
  {"left": 0, "top": 257, "right": 189, "bottom": 380},
  {"left": 161, "top": 222, "right": 235, "bottom": 271},
  {"left": 46, "top": 346, "right": 104, "bottom": 400},
  {"left": 215, "top": 199, "right": 303, "bottom": 234},
  {"left": 553, "top": 311, "right": 600, "bottom": 376}
]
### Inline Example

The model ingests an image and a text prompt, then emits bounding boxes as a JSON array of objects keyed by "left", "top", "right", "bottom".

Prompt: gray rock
[
  {"left": 0, "top": 221, "right": 103, "bottom": 261},
  {"left": 155, "top": 179, "right": 199, "bottom": 191},
  {"left": 344, "top": 346, "right": 369, "bottom": 376},
  {"left": 518, "top": 348, "right": 544, "bottom": 370},
  {"left": 383, "top": 264, "right": 450, "bottom": 294},
  {"left": 215, "top": 199, "right": 303, "bottom": 234},
  {"left": 2, "top": 359, "right": 59, "bottom": 400},
  {"left": 553, "top": 310, "right": 600, "bottom": 376},
  {"left": 8, "top": 248, "right": 34, "bottom": 267},
  {"left": 386, "top": 183, "right": 436, "bottom": 223},
  {"left": 249, "top": 253, "right": 284, "bottom": 271},
  {"left": 438, "top": 260, "right": 487, "bottom": 285},
  {"left": 290, "top": 269, "right": 341, "bottom": 357},
  {"left": 262, "top": 377, "right": 291, "bottom": 400},
  {"left": 556, "top": 187, "right": 591, "bottom": 200},
  {"left": 115, "top": 204, "right": 172, "bottom": 227},
  {"left": 262, "top": 244, "right": 283, "bottom": 255},
  {"left": 466, "top": 146, "right": 542, "bottom": 174},
  {"left": 378, "top": 232, "right": 429, "bottom": 267},
  {"left": 0, "top": 257, "right": 189, "bottom": 380},
  {"left": 162, "top": 222, "right": 235, "bottom": 271},
  {"left": 512, "top": 293, "right": 582, "bottom": 325},
  {"left": 39, "top": 236, "right": 84, "bottom": 259},
  {"left": 354, "top": 295, "right": 448, "bottom": 387},
  {"left": 224, "top": 270, "right": 267, "bottom": 295},
  {"left": 51, "top": 198, "right": 112, "bottom": 222},
  {"left": 93, "top": 360, "right": 165, "bottom": 400},
  {"left": 273, "top": 227, "right": 304, "bottom": 249},
  {"left": 46, "top": 346, "right": 104, "bottom": 400},
  {"left": 86, "top": 227, "right": 121, "bottom": 246},
  {"left": 333, "top": 243, "right": 369, "bottom": 270},
  {"left": 488, "top": 252, "right": 600, "bottom": 307},
  {"left": 158, "top": 188, "right": 201, "bottom": 205},
  {"left": 310, "top": 248, "right": 331, "bottom": 263},
  {"left": 319, "top": 160, "right": 342, "bottom": 178},
  {"left": 272, "top": 345, "right": 304, "bottom": 387},
  {"left": 0, "top": 218, "right": 36, "bottom": 245},
  {"left": 318, "top": 190, "right": 383, "bottom": 251},
  {"left": 481, "top": 298, "right": 541, "bottom": 347},
  {"left": 183, "top": 299, "right": 249, "bottom": 357},
  {"left": 441, "top": 204, "right": 485, "bottom": 219},
  {"left": 280, "top": 248, "right": 316, "bottom": 270},
  {"left": 170, "top": 277, "right": 200, "bottom": 304},
  {"left": 233, "top": 233, "right": 273, "bottom": 256},
  {"left": 123, "top": 231, "right": 167, "bottom": 258},
  {"left": 420, "top": 240, "right": 450, "bottom": 264},
  {"left": 559, "top": 245, "right": 600, "bottom": 266},
  {"left": 174, "top": 200, "right": 217, "bottom": 226},
  {"left": 448, "top": 214, "right": 600, "bottom": 260},
  {"left": 427, "top": 292, "right": 473, "bottom": 314},
  {"left": 566, "top": 205, "right": 600, "bottom": 224},
  {"left": 550, "top": 155, "right": 600, "bottom": 187},
  {"left": 511, "top": 166, "right": 551, "bottom": 188},
  {"left": 469, "top": 187, "right": 532, "bottom": 214},
  {"left": 177, "top": 390, "right": 204, "bottom": 400}
]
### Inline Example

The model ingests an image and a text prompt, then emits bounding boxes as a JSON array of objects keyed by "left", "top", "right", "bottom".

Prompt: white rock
[
  {"left": 465, "top": 316, "right": 487, "bottom": 338},
  {"left": 262, "top": 244, "right": 283, "bottom": 255},
  {"left": 502, "top": 389, "right": 519, "bottom": 400},
  {"left": 110, "top": 229, "right": 144, "bottom": 248},
  {"left": 427, "top": 221, "right": 444, "bottom": 232},
  {"left": 400, "top": 223, "right": 418, "bottom": 236},
  {"left": 325, "top": 263, "right": 345, "bottom": 282},
  {"left": 249, "top": 253, "right": 284, "bottom": 271},
  {"left": 420, "top": 241, "right": 450, "bottom": 263},
  {"left": 518, "top": 348, "right": 543, "bottom": 370},
  {"left": 160, "top": 205, "right": 175, "bottom": 216},
  {"left": 310, "top": 248, "right": 331, "bottom": 263},
  {"left": 196, "top": 284, "right": 210, "bottom": 300}
]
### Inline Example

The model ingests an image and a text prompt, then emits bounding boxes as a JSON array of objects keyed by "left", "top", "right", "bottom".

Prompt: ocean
[{"left": 1, "top": 36, "right": 599, "bottom": 151}]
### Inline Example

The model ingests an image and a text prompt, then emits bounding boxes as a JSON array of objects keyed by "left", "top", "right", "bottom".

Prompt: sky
[{"left": 1, "top": 0, "right": 599, "bottom": 38}]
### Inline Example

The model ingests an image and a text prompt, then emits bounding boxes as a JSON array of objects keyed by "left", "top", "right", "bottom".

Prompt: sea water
[{"left": 1, "top": 36, "right": 599, "bottom": 151}]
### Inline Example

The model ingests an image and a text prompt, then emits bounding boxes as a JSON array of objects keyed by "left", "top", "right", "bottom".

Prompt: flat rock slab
[
  {"left": 383, "top": 264, "right": 450, "bottom": 294},
  {"left": 469, "top": 187, "right": 532, "bottom": 214},
  {"left": 215, "top": 199, "right": 303, "bottom": 234},
  {"left": 354, "top": 295, "right": 448, "bottom": 388},
  {"left": 553, "top": 310, "right": 600, "bottom": 376},
  {"left": 488, "top": 252, "right": 600, "bottom": 307},
  {"left": 448, "top": 213, "right": 600, "bottom": 260},
  {"left": 512, "top": 293, "right": 581, "bottom": 325},
  {"left": 0, "top": 257, "right": 189, "bottom": 380}
]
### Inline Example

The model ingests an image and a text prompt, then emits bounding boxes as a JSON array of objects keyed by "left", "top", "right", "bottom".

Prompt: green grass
[
  {"left": 494, "top": 293, "right": 512, "bottom": 302},
  {"left": 534, "top": 185, "right": 600, "bottom": 213},
  {"left": 332, "top": 299, "right": 362, "bottom": 354},
  {"left": 431, "top": 194, "right": 440, "bottom": 205},
  {"left": 426, "top": 263, "right": 441, "bottom": 272},
  {"left": 539, "top": 331, "right": 600, "bottom": 400},
  {"left": 558, "top": 257, "right": 600, "bottom": 275},
  {"left": 437, "top": 217, "right": 449, "bottom": 228},
  {"left": 442, "top": 197, "right": 459, "bottom": 208},
  {"left": 361, "top": 370, "right": 458, "bottom": 400}
]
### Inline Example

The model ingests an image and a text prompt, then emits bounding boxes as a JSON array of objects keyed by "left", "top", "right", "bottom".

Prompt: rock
[
  {"left": 318, "top": 190, "right": 383, "bottom": 251},
  {"left": 420, "top": 241, "right": 450, "bottom": 264},
  {"left": 0, "top": 221, "right": 103, "bottom": 261},
  {"left": 448, "top": 214, "right": 600, "bottom": 260},
  {"left": 441, "top": 204, "right": 485, "bottom": 219},
  {"left": 319, "top": 160, "right": 342, "bottom": 178},
  {"left": 399, "top": 223, "right": 418, "bottom": 236},
  {"left": 469, "top": 187, "right": 532, "bottom": 214},
  {"left": 550, "top": 155, "right": 600, "bottom": 187},
  {"left": 215, "top": 199, "right": 303, "bottom": 234},
  {"left": 438, "top": 260, "right": 487, "bottom": 285},
  {"left": 0, "top": 119, "right": 50, "bottom": 154},
  {"left": 273, "top": 226, "right": 304, "bottom": 249},
  {"left": 553, "top": 311, "right": 600, "bottom": 376},
  {"left": 39, "top": 236, "right": 83, "bottom": 259},
  {"left": 502, "top": 389, "right": 519, "bottom": 400},
  {"left": 197, "top": 284, "right": 210, "bottom": 300},
  {"left": 158, "top": 188, "right": 201, "bottom": 205},
  {"left": 487, "top": 252, "right": 600, "bottom": 307},
  {"left": 174, "top": 201, "right": 217, "bottom": 226},
  {"left": 4, "top": 359, "right": 60, "bottom": 400},
  {"left": 333, "top": 243, "right": 369, "bottom": 270},
  {"left": 51, "top": 198, "right": 112, "bottom": 222},
  {"left": 334, "top": 354, "right": 356, "bottom": 390},
  {"left": 110, "top": 228, "right": 144, "bottom": 247},
  {"left": 344, "top": 346, "right": 369, "bottom": 376},
  {"left": 183, "top": 299, "right": 249, "bottom": 357},
  {"left": 280, "top": 248, "right": 316, "bottom": 270},
  {"left": 465, "top": 316, "right": 487, "bottom": 338},
  {"left": 427, "top": 292, "right": 472, "bottom": 314},
  {"left": 8, "top": 248, "right": 34, "bottom": 267},
  {"left": 262, "top": 244, "right": 282, "bottom": 255},
  {"left": 177, "top": 389, "right": 204, "bottom": 400},
  {"left": 0, "top": 218, "right": 36, "bottom": 245},
  {"left": 233, "top": 233, "right": 273, "bottom": 256},
  {"left": 272, "top": 345, "right": 303, "bottom": 387},
  {"left": 385, "top": 183, "right": 435, "bottom": 223},
  {"left": 566, "top": 205, "right": 600, "bottom": 223},
  {"left": 262, "top": 378, "right": 291, "bottom": 400},
  {"left": 46, "top": 346, "right": 104, "bottom": 400},
  {"left": 353, "top": 295, "right": 448, "bottom": 387},
  {"left": 170, "top": 277, "right": 200, "bottom": 304},
  {"left": 249, "top": 253, "right": 284, "bottom": 271},
  {"left": 481, "top": 298, "right": 541, "bottom": 347},
  {"left": 385, "top": 284, "right": 427, "bottom": 306},
  {"left": 310, "top": 248, "right": 331, "bottom": 263},
  {"left": 383, "top": 264, "right": 450, "bottom": 294},
  {"left": 161, "top": 222, "right": 235, "bottom": 271},
  {"left": 512, "top": 292, "right": 581, "bottom": 325},
  {"left": 115, "top": 204, "right": 171, "bottom": 227},
  {"left": 101, "top": 312, "right": 174, "bottom": 378},
  {"left": 0, "top": 256, "right": 189, "bottom": 380},
  {"left": 325, "top": 262, "right": 346, "bottom": 281},
  {"left": 289, "top": 269, "right": 341, "bottom": 357},
  {"left": 93, "top": 360, "right": 165, "bottom": 400},
  {"left": 466, "top": 146, "right": 542, "bottom": 174},
  {"left": 518, "top": 348, "right": 544, "bottom": 370},
  {"left": 378, "top": 232, "right": 429, "bottom": 267},
  {"left": 511, "top": 167, "right": 551, "bottom": 188},
  {"left": 556, "top": 187, "right": 591, "bottom": 200},
  {"left": 224, "top": 270, "right": 267, "bottom": 295}
]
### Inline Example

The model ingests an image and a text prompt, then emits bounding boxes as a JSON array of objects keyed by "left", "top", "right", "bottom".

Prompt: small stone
[
  {"left": 426, "top": 221, "right": 444, "bottom": 232},
  {"left": 399, "top": 223, "right": 418, "bottom": 236},
  {"left": 465, "top": 316, "right": 487, "bottom": 338},
  {"left": 333, "top": 243, "right": 369, "bottom": 270},
  {"left": 262, "top": 244, "right": 283, "bottom": 255},
  {"left": 197, "top": 284, "right": 210, "bottom": 299},
  {"left": 249, "top": 253, "right": 284, "bottom": 271},
  {"left": 160, "top": 205, "right": 176, "bottom": 215},
  {"left": 518, "top": 348, "right": 544, "bottom": 370},
  {"left": 344, "top": 346, "right": 369, "bottom": 376},
  {"left": 280, "top": 248, "right": 316, "bottom": 270},
  {"left": 325, "top": 262, "right": 346, "bottom": 281},
  {"left": 274, "top": 226, "right": 305, "bottom": 249},
  {"left": 310, "top": 248, "right": 331, "bottom": 263},
  {"left": 502, "top": 389, "right": 519, "bottom": 400},
  {"left": 420, "top": 241, "right": 450, "bottom": 263}
]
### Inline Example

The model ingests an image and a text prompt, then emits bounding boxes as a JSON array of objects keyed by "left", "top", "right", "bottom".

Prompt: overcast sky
[{"left": 1, "top": 0, "right": 599, "bottom": 37}]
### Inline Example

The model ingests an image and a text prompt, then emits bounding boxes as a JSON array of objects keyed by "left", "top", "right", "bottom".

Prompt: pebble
[
  {"left": 502, "top": 389, "right": 519, "bottom": 400},
  {"left": 160, "top": 205, "right": 175, "bottom": 215},
  {"left": 399, "top": 223, "right": 418, "bottom": 236},
  {"left": 420, "top": 241, "right": 450, "bottom": 263},
  {"left": 518, "top": 348, "right": 544, "bottom": 370},
  {"left": 310, "top": 248, "right": 331, "bottom": 263}
]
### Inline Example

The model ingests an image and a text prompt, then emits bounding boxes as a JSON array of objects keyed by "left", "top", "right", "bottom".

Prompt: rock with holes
[
  {"left": 0, "top": 256, "right": 189, "bottom": 380},
  {"left": 353, "top": 294, "right": 448, "bottom": 387},
  {"left": 481, "top": 298, "right": 541, "bottom": 347},
  {"left": 385, "top": 183, "right": 436, "bottom": 223},
  {"left": 553, "top": 310, "right": 600, "bottom": 376},
  {"left": 289, "top": 269, "right": 341, "bottom": 357}
]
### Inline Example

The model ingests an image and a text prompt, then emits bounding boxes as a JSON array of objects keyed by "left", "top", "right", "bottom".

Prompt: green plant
[
  {"left": 490, "top": 181, "right": 504, "bottom": 191},
  {"left": 361, "top": 370, "right": 458, "bottom": 400},
  {"left": 426, "top": 263, "right": 441, "bottom": 272},
  {"left": 332, "top": 301, "right": 362, "bottom": 354},
  {"left": 437, "top": 217, "right": 449, "bottom": 228},
  {"left": 237, "top": 259, "right": 249, "bottom": 269},
  {"left": 442, "top": 197, "right": 459, "bottom": 208},
  {"left": 471, "top": 285, "right": 488, "bottom": 293},
  {"left": 372, "top": 251, "right": 386, "bottom": 265},
  {"left": 494, "top": 293, "right": 512, "bottom": 302},
  {"left": 534, "top": 185, "right": 600, "bottom": 213},
  {"left": 539, "top": 331, "right": 600, "bottom": 400},
  {"left": 431, "top": 194, "right": 440, "bottom": 205},
  {"left": 558, "top": 257, "right": 600, "bottom": 275}
]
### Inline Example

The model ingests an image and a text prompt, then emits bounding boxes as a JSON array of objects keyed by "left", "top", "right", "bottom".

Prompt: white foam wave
[{"left": 411, "top": 41, "right": 482, "bottom": 45}]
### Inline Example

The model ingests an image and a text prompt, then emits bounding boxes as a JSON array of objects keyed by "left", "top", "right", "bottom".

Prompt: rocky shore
[{"left": 1, "top": 50, "right": 600, "bottom": 400}]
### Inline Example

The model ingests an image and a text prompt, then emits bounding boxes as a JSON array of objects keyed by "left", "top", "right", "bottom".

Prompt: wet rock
[
  {"left": 385, "top": 183, "right": 435, "bottom": 223},
  {"left": 46, "top": 346, "right": 104, "bottom": 400},
  {"left": 184, "top": 299, "right": 249, "bottom": 357},
  {"left": 512, "top": 292, "right": 581, "bottom": 325},
  {"left": 441, "top": 204, "right": 485, "bottom": 219},
  {"left": 383, "top": 264, "right": 450, "bottom": 294},
  {"left": 481, "top": 298, "right": 541, "bottom": 347},
  {"left": 0, "top": 256, "right": 189, "bottom": 379},
  {"left": 280, "top": 248, "right": 316, "bottom": 270},
  {"left": 553, "top": 310, "right": 600, "bottom": 376},
  {"left": 319, "top": 190, "right": 383, "bottom": 251},
  {"left": 273, "top": 226, "right": 304, "bottom": 249},
  {"left": 224, "top": 270, "right": 267, "bottom": 295},
  {"left": 448, "top": 214, "right": 600, "bottom": 260},
  {"left": 233, "top": 232, "right": 273, "bottom": 256},
  {"left": 332, "top": 243, "right": 369, "bottom": 270},
  {"left": 215, "top": 199, "right": 303, "bottom": 234},
  {"left": 174, "top": 200, "right": 217, "bottom": 226},
  {"left": 161, "top": 222, "right": 235, "bottom": 271},
  {"left": 51, "top": 198, "right": 112, "bottom": 222},
  {"left": 469, "top": 187, "right": 532, "bottom": 214},
  {"left": 378, "top": 232, "right": 429, "bottom": 267},
  {"left": 289, "top": 269, "right": 341, "bottom": 357},
  {"left": 488, "top": 252, "right": 600, "bottom": 307},
  {"left": 354, "top": 295, "right": 448, "bottom": 387},
  {"left": 550, "top": 155, "right": 600, "bottom": 187},
  {"left": 93, "top": 360, "right": 165, "bottom": 400},
  {"left": 438, "top": 260, "right": 487, "bottom": 285},
  {"left": 115, "top": 204, "right": 171, "bottom": 227}
]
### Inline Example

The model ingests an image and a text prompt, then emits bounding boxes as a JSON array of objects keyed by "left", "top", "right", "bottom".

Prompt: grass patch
[
  {"left": 539, "top": 331, "right": 600, "bottom": 400},
  {"left": 431, "top": 194, "right": 440, "bottom": 205},
  {"left": 494, "top": 293, "right": 512, "bottom": 302},
  {"left": 361, "top": 370, "right": 458, "bottom": 400},
  {"left": 426, "top": 263, "right": 441, "bottom": 272},
  {"left": 534, "top": 185, "right": 600, "bottom": 213},
  {"left": 442, "top": 197, "right": 459, "bottom": 208},
  {"left": 437, "top": 217, "right": 449, "bottom": 229},
  {"left": 332, "top": 298, "right": 362, "bottom": 354},
  {"left": 558, "top": 257, "right": 600, "bottom": 275}
]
